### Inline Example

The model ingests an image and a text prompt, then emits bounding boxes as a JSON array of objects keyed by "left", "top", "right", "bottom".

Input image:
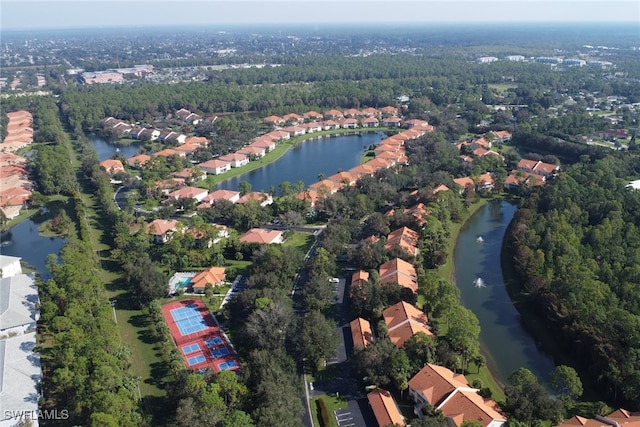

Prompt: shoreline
[
  {"left": 442, "top": 195, "right": 507, "bottom": 401},
  {"left": 204, "top": 127, "right": 391, "bottom": 188}
]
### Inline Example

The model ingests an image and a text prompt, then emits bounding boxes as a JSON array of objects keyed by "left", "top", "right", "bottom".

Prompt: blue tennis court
[
  {"left": 187, "top": 354, "right": 206, "bottom": 366},
  {"left": 211, "top": 347, "right": 230, "bottom": 358},
  {"left": 171, "top": 305, "right": 208, "bottom": 336},
  {"left": 182, "top": 343, "right": 200, "bottom": 355},
  {"left": 218, "top": 360, "right": 238, "bottom": 370},
  {"left": 205, "top": 336, "right": 223, "bottom": 347}
]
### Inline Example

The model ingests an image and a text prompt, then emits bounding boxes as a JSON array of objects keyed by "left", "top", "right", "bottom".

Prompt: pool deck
[{"left": 168, "top": 271, "right": 196, "bottom": 295}]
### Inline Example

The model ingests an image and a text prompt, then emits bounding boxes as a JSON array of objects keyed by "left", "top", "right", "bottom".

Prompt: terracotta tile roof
[
  {"left": 154, "top": 148, "right": 183, "bottom": 158},
  {"left": 167, "top": 186, "right": 208, "bottom": 200},
  {"left": 263, "top": 115, "right": 283, "bottom": 124},
  {"left": 309, "top": 179, "right": 344, "bottom": 194},
  {"left": 454, "top": 177, "right": 475, "bottom": 189},
  {"left": 199, "top": 159, "right": 231, "bottom": 169},
  {"left": 147, "top": 219, "right": 178, "bottom": 236},
  {"left": 239, "top": 228, "right": 283, "bottom": 244},
  {"left": 127, "top": 154, "right": 151, "bottom": 167},
  {"left": 327, "top": 171, "right": 359, "bottom": 186},
  {"left": 438, "top": 388, "right": 507, "bottom": 427},
  {"left": 324, "top": 109, "right": 344, "bottom": 118},
  {"left": 99, "top": 159, "right": 125, "bottom": 174},
  {"left": 295, "top": 189, "right": 321, "bottom": 207},
  {"left": 350, "top": 317, "right": 374, "bottom": 349},
  {"left": 237, "top": 191, "right": 272, "bottom": 205},
  {"left": 385, "top": 227, "right": 420, "bottom": 256},
  {"left": 408, "top": 364, "right": 469, "bottom": 406},
  {"left": 367, "top": 389, "right": 406, "bottom": 427},
  {"left": 351, "top": 270, "right": 370, "bottom": 285},
  {"left": 203, "top": 189, "right": 240, "bottom": 203},
  {"left": 191, "top": 266, "right": 226, "bottom": 291},
  {"left": 237, "top": 146, "right": 266, "bottom": 156},
  {"left": 383, "top": 300, "right": 429, "bottom": 330}
]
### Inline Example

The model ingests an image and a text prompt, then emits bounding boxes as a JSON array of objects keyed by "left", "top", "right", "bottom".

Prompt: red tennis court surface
[{"left": 162, "top": 298, "right": 240, "bottom": 373}]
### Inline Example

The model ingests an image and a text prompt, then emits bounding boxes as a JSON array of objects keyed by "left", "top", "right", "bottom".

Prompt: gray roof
[
  {"left": 0, "top": 274, "right": 38, "bottom": 331},
  {"left": 0, "top": 333, "right": 41, "bottom": 424}
]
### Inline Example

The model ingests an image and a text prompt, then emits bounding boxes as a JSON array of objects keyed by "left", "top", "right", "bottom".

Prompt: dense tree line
[{"left": 508, "top": 154, "right": 640, "bottom": 410}]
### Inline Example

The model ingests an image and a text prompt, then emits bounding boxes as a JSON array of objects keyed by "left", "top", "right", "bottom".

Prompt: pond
[
  {"left": 89, "top": 133, "right": 143, "bottom": 161},
  {"left": 216, "top": 132, "right": 385, "bottom": 192},
  {"left": 1, "top": 202, "right": 68, "bottom": 280},
  {"left": 453, "top": 200, "right": 555, "bottom": 386}
]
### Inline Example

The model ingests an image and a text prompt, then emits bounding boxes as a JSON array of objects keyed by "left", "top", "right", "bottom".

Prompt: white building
[{"left": 0, "top": 255, "right": 41, "bottom": 427}]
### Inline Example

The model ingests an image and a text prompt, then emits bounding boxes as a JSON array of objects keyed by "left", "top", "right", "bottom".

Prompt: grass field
[
  {"left": 487, "top": 83, "right": 518, "bottom": 93},
  {"left": 283, "top": 231, "right": 315, "bottom": 252},
  {"left": 310, "top": 394, "right": 348, "bottom": 427}
]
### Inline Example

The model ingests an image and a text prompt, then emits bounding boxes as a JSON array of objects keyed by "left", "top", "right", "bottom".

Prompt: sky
[{"left": 1, "top": 0, "right": 639, "bottom": 31}]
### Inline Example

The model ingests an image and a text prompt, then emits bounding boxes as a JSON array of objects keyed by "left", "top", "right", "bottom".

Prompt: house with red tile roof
[
  {"left": 264, "top": 130, "right": 291, "bottom": 141},
  {"left": 202, "top": 189, "right": 241, "bottom": 205},
  {"left": 350, "top": 317, "right": 374, "bottom": 350},
  {"left": 340, "top": 118, "right": 359, "bottom": 129},
  {"left": 283, "top": 113, "right": 303, "bottom": 124},
  {"left": 190, "top": 266, "right": 226, "bottom": 293},
  {"left": 237, "top": 192, "right": 273, "bottom": 206},
  {"left": 476, "top": 173, "right": 495, "bottom": 191},
  {"left": 453, "top": 177, "right": 475, "bottom": 193},
  {"left": 405, "top": 119, "right": 430, "bottom": 128},
  {"left": 343, "top": 108, "right": 361, "bottom": 118},
  {"left": 148, "top": 219, "right": 179, "bottom": 244},
  {"left": 367, "top": 388, "right": 406, "bottom": 427},
  {"left": 184, "top": 136, "right": 209, "bottom": 146},
  {"left": 362, "top": 107, "right": 381, "bottom": 117},
  {"left": 351, "top": 270, "right": 370, "bottom": 287},
  {"left": 385, "top": 227, "right": 420, "bottom": 257},
  {"left": 199, "top": 159, "right": 232, "bottom": 175},
  {"left": 517, "top": 159, "right": 559, "bottom": 177},
  {"left": 250, "top": 138, "right": 277, "bottom": 152},
  {"left": 321, "top": 120, "right": 341, "bottom": 130},
  {"left": 175, "top": 143, "right": 200, "bottom": 156},
  {"left": 303, "top": 111, "right": 323, "bottom": 121},
  {"left": 383, "top": 117, "right": 402, "bottom": 127},
  {"left": 380, "top": 106, "right": 399, "bottom": 116},
  {"left": 263, "top": 115, "right": 285, "bottom": 126},
  {"left": 349, "top": 163, "right": 378, "bottom": 177},
  {"left": 172, "top": 168, "right": 206, "bottom": 183},
  {"left": 557, "top": 409, "right": 640, "bottom": 427},
  {"left": 127, "top": 154, "right": 151, "bottom": 168},
  {"left": 383, "top": 301, "right": 433, "bottom": 348},
  {"left": 99, "top": 159, "right": 125, "bottom": 175},
  {"left": 408, "top": 364, "right": 507, "bottom": 427},
  {"left": 167, "top": 186, "right": 208, "bottom": 203},
  {"left": 491, "top": 130, "right": 512, "bottom": 143},
  {"left": 303, "top": 122, "right": 323, "bottom": 133},
  {"left": 237, "top": 146, "right": 266, "bottom": 158},
  {"left": 323, "top": 109, "right": 344, "bottom": 120},
  {"left": 362, "top": 117, "right": 380, "bottom": 128},
  {"left": 504, "top": 171, "right": 545, "bottom": 189},
  {"left": 309, "top": 179, "right": 345, "bottom": 195},
  {"left": 154, "top": 148, "right": 185, "bottom": 158},
  {"left": 239, "top": 228, "right": 284, "bottom": 244},
  {"left": 437, "top": 388, "right": 506, "bottom": 427},
  {"left": 219, "top": 153, "right": 249, "bottom": 168},
  {"left": 379, "top": 258, "right": 418, "bottom": 294},
  {"left": 294, "top": 189, "right": 321, "bottom": 207},
  {"left": 403, "top": 203, "right": 429, "bottom": 226},
  {"left": 327, "top": 171, "right": 359, "bottom": 186},
  {"left": 282, "top": 125, "right": 307, "bottom": 137}
]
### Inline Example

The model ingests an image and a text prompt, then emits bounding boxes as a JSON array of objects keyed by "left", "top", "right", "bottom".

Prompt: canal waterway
[
  {"left": 216, "top": 132, "right": 385, "bottom": 192},
  {"left": 453, "top": 200, "right": 555, "bottom": 386},
  {"left": 0, "top": 203, "right": 68, "bottom": 281}
]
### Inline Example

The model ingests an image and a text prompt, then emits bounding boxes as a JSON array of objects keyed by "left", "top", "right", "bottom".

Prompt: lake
[
  {"left": 453, "top": 200, "right": 555, "bottom": 386},
  {"left": 89, "top": 133, "right": 142, "bottom": 161},
  {"left": 0, "top": 203, "right": 68, "bottom": 281},
  {"left": 216, "top": 132, "right": 385, "bottom": 192}
]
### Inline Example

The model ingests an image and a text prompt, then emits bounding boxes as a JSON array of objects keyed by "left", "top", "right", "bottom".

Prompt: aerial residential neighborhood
[{"left": 1, "top": 6, "right": 639, "bottom": 427}]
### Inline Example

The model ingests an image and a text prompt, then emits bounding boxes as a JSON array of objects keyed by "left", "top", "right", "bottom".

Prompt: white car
[{"left": 329, "top": 278, "right": 340, "bottom": 284}]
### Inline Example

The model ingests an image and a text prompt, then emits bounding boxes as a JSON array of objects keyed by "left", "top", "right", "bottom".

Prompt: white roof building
[{"left": 0, "top": 255, "right": 41, "bottom": 427}]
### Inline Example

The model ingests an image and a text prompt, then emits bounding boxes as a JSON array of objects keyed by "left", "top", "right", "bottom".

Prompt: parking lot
[{"left": 335, "top": 408, "right": 355, "bottom": 427}]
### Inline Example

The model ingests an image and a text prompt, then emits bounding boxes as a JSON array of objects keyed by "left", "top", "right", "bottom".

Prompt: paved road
[{"left": 305, "top": 275, "right": 376, "bottom": 427}]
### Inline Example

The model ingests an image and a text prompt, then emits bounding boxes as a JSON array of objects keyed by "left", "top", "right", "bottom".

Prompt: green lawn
[
  {"left": 310, "top": 394, "right": 348, "bottom": 427},
  {"left": 487, "top": 83, "right": 518, "bottom": 93},
  {"left": 283, "top": 231, "right": 315, "bottom": 252}
]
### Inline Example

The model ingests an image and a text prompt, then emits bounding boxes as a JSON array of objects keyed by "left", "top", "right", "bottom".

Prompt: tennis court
[
  {"left": 170, "top": 304, "right": 208, "bottom": 336},
  {"left": 211, "top": 346, "right": 230, "bottom": 358},
  {"left": 205, "top": 336, "right": 223, "bottom": 347},
  {"left": 187, "top": 354, "right": 206, "bottom": 366},
  {"left": 218, "top": 361, "right": 238, "bottom": 370},
  {"left": 182, "top": 343, "right": 200, "bottom": 355}
]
